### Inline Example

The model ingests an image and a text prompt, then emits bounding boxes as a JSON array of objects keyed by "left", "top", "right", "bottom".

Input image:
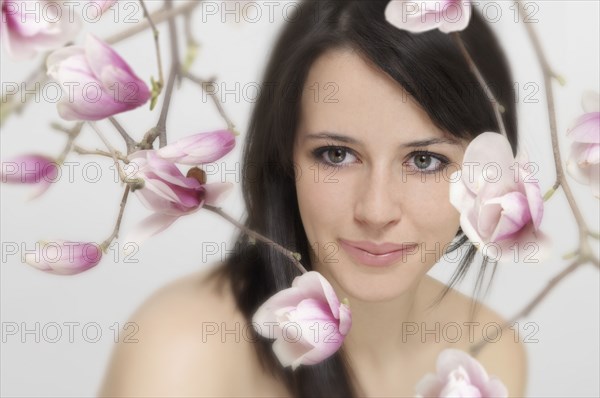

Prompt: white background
[{"left": 1, "top": 1, "right": 599, "bottom": 397}]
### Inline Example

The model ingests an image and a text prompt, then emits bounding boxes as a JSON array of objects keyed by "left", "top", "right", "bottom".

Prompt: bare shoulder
[
  {"left": 97, "top": 265, "right": 261, "bottom": 397},
  {"left": 424, "top": 277, "right": 528, "bottom": 398},
  {"left": 469, "top": 301, "right": 528, "bottom": 398}
]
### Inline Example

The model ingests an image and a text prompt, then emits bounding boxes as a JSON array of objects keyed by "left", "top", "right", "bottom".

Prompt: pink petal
[
  {"left": 99, "top": 63, "right": 151, "bottom": 105},
  {"left": 84, "top": 34, "right": 135, "bottom": 80},
  {"left": 568, "top": 113, "right": 600, "bottom": 144},
  {"left": 481, "top": 378, "right": 509, "bottom": 398},
  {"left": 582, "top": 90, "right": 600, "bottom": 113},
  {"left": 293, "top": 271, "right": 341, "bottom": 319},
  {"left": 461, "top": 133, "right": 516, "bottom": 196},
  {"left": 24, "top": 240, "right": 102, "bottom": 275},
  {"left": 459, "top": 210, "right": 485, "bottom": 249},
  {"left": 385, "top": 0, "right": 471, "bottom": 34},
  {"left": 291, "top": 298, "right": 337, "bottom": 327},
  {"left": 123, "top": 213, "right": 180, "bottom": 251},
  {"left": 293, "top": 336, "right": 341, "bottom": 367},
  {"left": 566, "top": 146, "right": 590, "bottom": 185},
  {"left": 202, "top": 182, "right": 233, "bottom": 206},
  {"left": 157, "top": 130, "right": 236, "bottom": 165},
  {"left": 449, "top": 172, "right": 476, "bottom": 212},
  {"left": 567, "top": 145, "right": 600, "bottom": 198},
  {"left": 2, "top": 1, "right": 81, "bottom": 60},
  {"left": 0, "top": 154, "right": 57, "bottom": 184},
  {"left": 46, "top": 46, "right": 88, "bottom": 81},
  {"left": 252, "top": 287, "right": 308, "bottom": 337},
  {"left": 476, "top": 200, "right": 503, "bottom": 240},
  {"left": 439, "top": 366, "right": 483, "bottom": 397},
  {"left": 519, "top": 168, "right": 544, "bottom": 230},
  {"left": 415, "top": 373, "right": 444, "bottom": 398},
  {"left": 272, "top": 335, "right": 313, "bottom": 370},
  {"left": 590, "top": 165, "right": 600, "bottom": 199},
  {"left": 488, "top": 191, "right": 532, "bottom": 242},
  {"left": 495, "top": 223, "right": 552, "bottom": 264},
  {"left": 27, "top": 180, "right": 54, "bottom": 201},
  {"left": 571, "top": 143, "right": 600, "bottom": 166},
  {"left": 338, "top": 303, "right": 352, "bottom": 335},
  {"left": 92, "top": 0, "right": 117, "bottom": 13},
  {"left": 436, "top": 349, "right": 490, "bottom": 388},
  {"left": 439, "top": 0, "right": 472, "bottom": 33}
]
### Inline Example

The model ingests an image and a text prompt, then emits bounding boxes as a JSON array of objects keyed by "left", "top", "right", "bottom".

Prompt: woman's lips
[{"left": 338, "top": 239, "right": 419, "bottom": 267}]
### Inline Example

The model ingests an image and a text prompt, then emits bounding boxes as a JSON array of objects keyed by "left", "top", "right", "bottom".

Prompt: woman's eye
[
  {"left": 312, "top": 146, "right": 358, "bottom": 167},
  {"left": 405, "top": 152, "right": 448, "bottom": 173}
]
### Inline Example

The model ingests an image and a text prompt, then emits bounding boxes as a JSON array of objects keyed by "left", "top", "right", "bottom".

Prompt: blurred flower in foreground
[
  {"left": 124, "top": 150, "right": 233, "bottom": 248},
  {"left": 415, "top": 349, "right": 507, "bottom": 397},
  {"left": 156, "top": 129, "right": 237, "bottom": 165},
  {"left": 1, "top": 0, "right": 81, "bottom": 60},
  {"left": 252, "top": 271, "right": 352, "bottom": 370},
  {"left": 567, "top": 90, "right": 599, "bottom": 199},
  {"left": 24, "top": 240, "right": 102, "bottom": 275},
  {"left": 46, "top": 33, "right": 151, "bottom": 121},
  {"left": 449, "top": 132, "right": 547, "bottom": 263},
  {"left": 385, "top": 0, "right": 471, "bottom": 33},
  {"left": 90, "top": 0, "right": 117, "bottom": 13},
  {"left": 0, "top": 154, "right": 60, "bottom": 199}
]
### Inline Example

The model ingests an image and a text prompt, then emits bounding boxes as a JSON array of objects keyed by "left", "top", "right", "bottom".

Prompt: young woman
[{"left": 99, "top": 1, "right": 527, "bottom": 396}]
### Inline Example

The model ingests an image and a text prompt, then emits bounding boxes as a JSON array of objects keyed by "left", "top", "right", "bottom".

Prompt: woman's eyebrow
[{"left": 304, "top": 132, "right": 461, "bottom": 147}]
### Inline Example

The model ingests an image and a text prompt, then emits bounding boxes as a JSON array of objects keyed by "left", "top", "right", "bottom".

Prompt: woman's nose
[{"left": 353, "top": 165, "right": 402, "bottom": 230}]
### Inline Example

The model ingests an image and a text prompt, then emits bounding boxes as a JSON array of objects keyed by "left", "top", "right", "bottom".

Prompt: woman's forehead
[{"left": 297, "top": 49, "right": 451, "bottom": 146}]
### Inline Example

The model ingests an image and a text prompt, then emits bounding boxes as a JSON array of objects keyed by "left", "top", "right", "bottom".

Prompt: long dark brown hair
[{"left": 206, "top": 1, "right": 517, "bottom": 396}]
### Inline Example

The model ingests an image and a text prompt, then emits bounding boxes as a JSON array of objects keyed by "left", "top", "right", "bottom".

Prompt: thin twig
[
  {"left": 514, "top": 0, "right": 594, "bottom": 256},
  {"left": 73, "top": 145, "right": 129, "bottom": 162},
  {"left": 203, "top": 205, "right": 308, "bottom": 275},
  {"left": 108, "top": 116, "right": 137, "bottom": 154},
  {"left": 104, "top": 1, "right": 200, "bottom": 45},
  {"left": 182, "top": 12, "right": 200, "bottom": 73},
  {"left": 165, "top": 1, "right": 183, "bottom": 87},
  {"left": 139, "top": 0, "right": 165, "bottom": 99},
  {"left": 88, "top": 122, "right": 136, "bottom": 185},
  {"left": 470, "top": 259, "right": 583, "bottom": 356},
  {"left": 154, "top": 67, "right": 177, "bottom": 148},
  {"left": 452, "top": 32, "right": 507, "bottom": 138},
  {"left": 150, "top": 1, "right": 182, "bottom": 148},
  {"left": 52, "top": 122, "right": 84, "bottom": 163},
  {"left": 0, "top": 65, "right": 46, "bottom": 126},
  {"left": 182, "top": 71, "right": 237, "bottom": 132},
  {"left": 100, "top": 185, "right": 131, "bottom": 251}
]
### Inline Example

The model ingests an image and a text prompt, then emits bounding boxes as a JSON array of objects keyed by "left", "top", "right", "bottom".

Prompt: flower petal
[
  {"left": 582, "top": 90, "right": 600, "bottom": 113},
  {"left": 202, "top": 182, "right": 233, "bottom": 206},
  {"left": 568, "top": 112, "right": 600, "bottom": 144},
  {"left": 157, "top": 130, "right": 237, "bottom": 165},
  {"left": 123, "top": 213, "right": 180, "bottom": 252}
]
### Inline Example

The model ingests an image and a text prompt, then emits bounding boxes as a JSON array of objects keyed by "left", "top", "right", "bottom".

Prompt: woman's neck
[{"left": 339, "top": 278, "right": 428, "bottom": 365}]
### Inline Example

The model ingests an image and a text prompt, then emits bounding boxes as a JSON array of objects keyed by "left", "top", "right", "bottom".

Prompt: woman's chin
[{"left": 319, "top": 264, "right": 425, "bottom": 303}]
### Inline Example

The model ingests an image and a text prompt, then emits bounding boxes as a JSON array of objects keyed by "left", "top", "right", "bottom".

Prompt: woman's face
[{"left": 293, "top": 49, "right": 467, "bottom": 302}]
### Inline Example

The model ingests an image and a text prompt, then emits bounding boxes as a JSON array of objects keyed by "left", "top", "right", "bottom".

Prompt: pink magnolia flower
[
  {"left": 1, "top": 0, "right": 81, "bottom": 60},
  {"left": 252, "top": 271, "right": 352, "bottom": 370},
  {"left": 415, "top": 349, "right": 508, "bottom": 398},
  {"left": 24, "top": 240, "right": 102, "bottom": 275},
  {"left": 385, "top": 0, "right": 472, "bottom": 33},
  {"left": 124, "top": 150, "right": 233, "bottom": 248},
  {"left": 156, "top": 129, "right": 237, "bottom": 165},
  {"left": 46, "top": 33, "right": 151, "bottom": 121},
  {"left": 0, "top": 154, "right": 60, "bottom": 199},
  {"left": 449, "top": 132, "right": 546, "bottom": 263},
  {"left": 566, "top": 90, "right": 599, "bottom": 198}
]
